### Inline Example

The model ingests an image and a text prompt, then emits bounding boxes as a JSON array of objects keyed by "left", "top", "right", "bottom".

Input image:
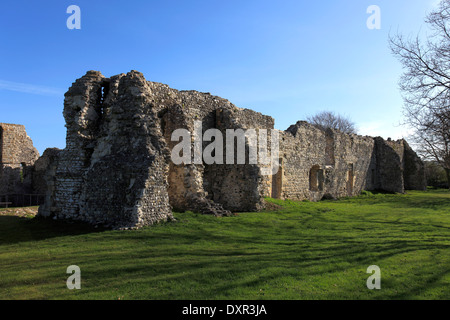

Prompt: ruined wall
[
  {"left": 371, "top": 138, "right": 427, "bottom": 193},
  {"left": 38, "top": 70, "right": 278, "bottom": 228},
  {"left": 206, "top": 107, "right": 274, "bottom": 212},
  {"left": 152, "top": 81, "right": 271, "bottom": 214},
  {"left": 38, "top": 71, "right": 174, "bottom": 228},
  {"left": 328, "top": 130, "right": 376, "bottom": 198},
  {"left": 269, "top": 123, "right": 427, "bottom": 201},
  {"left": 375, "top": 138, "right": 405, "bottom": 193},
  {"left": 40, "top": 71, "right": 106, "bottom": 222},
  {"left": 157, "top": 86, "right": 236, "bottom": 215},
  {"left": 0, "top": 123, "right": 40, "bottom": 197},
  {"left": 32, "top": 148, "right": 61, "bottom": 195},
  {"left": 38, "top": 70, "right": 283, "bottom": 228},
  {"left": 375, "top": 138, "right": 426, "bottom": 191},
  {"left": 275, "top": 122, "right": 375, "bottom": 201},
  {"left": 402, "top": 140, "right": 427, "bottom": 190},
  {"left": 33, "top": 148, "right": 61, "bottom": 209},
  {"left": 36, "top": 70, "right": 427, "bottom": 229}
]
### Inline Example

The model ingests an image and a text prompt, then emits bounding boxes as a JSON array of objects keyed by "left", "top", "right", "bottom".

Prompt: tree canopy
[{"left": 306, "top": 111, "right": 357, "bottom": 134}]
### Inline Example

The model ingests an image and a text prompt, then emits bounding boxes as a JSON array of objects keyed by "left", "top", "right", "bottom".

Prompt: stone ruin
[
  {"left": 0, "top": 123, "right": 41, "bottom": 206},
  {"left": 1, "top": 70, "right": 427, "bottom": 228}
]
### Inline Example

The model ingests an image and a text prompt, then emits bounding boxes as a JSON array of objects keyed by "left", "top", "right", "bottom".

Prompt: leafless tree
[
  {"left": 390, "top": 0, "right": 450, "bottom": 188},
  {"left": 306, "top": 111, "right": 357, "bottom": 134}
]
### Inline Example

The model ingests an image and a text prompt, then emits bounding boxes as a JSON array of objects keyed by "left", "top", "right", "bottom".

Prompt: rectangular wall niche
[
  {"left": 347, "top": 163, "right": 354, "bottom": 196},
  {"left": 309, "top": 165, "right": 324, "bottom": 192},
  {"left": 271, "top": 158, "right": 283, "bottom": 199}
]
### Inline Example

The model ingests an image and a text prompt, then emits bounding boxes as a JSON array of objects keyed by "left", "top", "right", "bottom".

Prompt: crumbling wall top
[{"left": 0, "top": 123, "right": 39, "bottom": 165}]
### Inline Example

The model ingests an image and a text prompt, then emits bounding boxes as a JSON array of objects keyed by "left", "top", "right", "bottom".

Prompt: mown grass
[{"left": 0, "top": 190, "right": 449, "bottom": 300}]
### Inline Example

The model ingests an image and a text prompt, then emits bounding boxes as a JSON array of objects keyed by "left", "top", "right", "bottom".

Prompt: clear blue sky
[{"left": 0, "top": 0, "right": 439, "bottom": 154}]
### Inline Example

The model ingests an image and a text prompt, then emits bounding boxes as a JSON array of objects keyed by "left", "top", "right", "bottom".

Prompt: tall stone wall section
[
  {"left": 32, "top": 148, "right": 61, "bottom": 204},
  {"left": 268, "top": 122, "right": 427, "bottom": 202},
  {"left": 38, "top": 71, "right": 174, "bottom": 228},
  {"left": 205, "top": 107, "right": 274, "bottom": 212},
  {"left": 149, "top": 80, "right": 273, "bottom": 214},
  {"left": 38, "top": 70, "right": 276, "bottom": 227},
  {"left": 373, "top": 138, "right": 405, "bottom": 193},
  {"left": 372, "top": 138, "right": 426, "bottom": 193},
  {"left": 275, "top": 121, "right": 376, "bottom": 201},
  {"left": 0, "top": 123, "right": 39, "bottom": 197}
]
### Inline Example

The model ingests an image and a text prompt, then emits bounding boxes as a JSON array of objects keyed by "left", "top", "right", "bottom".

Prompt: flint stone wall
[
  {"left": 38, "top": 71, "right": 278, "bottom": 228},
  {"left": 277, "top": 122, "right": 375, "bottom": 201},
  {"left": 0, "top": 123, "right": 40, "bottom": 197},
  {"left": 36, "top": 70, "right": 427, "bottom": 229}
]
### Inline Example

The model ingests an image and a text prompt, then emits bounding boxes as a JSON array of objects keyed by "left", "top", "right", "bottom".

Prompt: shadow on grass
[
  {"left": 0, "top": 215, "right": 105, "bottom": 245},
  {"left": 2, "top": 189, "right": 450, "bottom": 299},
  {"left": 61, "top": 232, "right": 450, "bottom": 299},
  {"left": 341, "top": 189, "right": 450, "bottom": 211}
]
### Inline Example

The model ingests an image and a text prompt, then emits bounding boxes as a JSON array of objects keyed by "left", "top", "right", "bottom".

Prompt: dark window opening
[
  {"left": 309, "top": 165, "right": 324, "bottom": 192},
  {"left": 347, "top": 163, "right": 354, "bottom": 196},
  {"left": 20, "top": 163, "right": 26, "bottom": 183}
]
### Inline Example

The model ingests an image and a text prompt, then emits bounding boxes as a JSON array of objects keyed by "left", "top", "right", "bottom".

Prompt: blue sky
[{"left": 0, "top": 0, "right": 440, "bottom": 154}]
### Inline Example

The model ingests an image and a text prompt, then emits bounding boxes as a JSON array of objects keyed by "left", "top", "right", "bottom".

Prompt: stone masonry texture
[
  {"left": 0, "top": 123, "right": 40, "bottom": 200},
  {"left": 4, "top": 70, "right": 426, "bottom": 229}
]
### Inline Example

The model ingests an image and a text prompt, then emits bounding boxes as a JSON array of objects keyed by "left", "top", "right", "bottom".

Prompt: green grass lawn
[{"left": 0, "top": 189, "right": 449, "bottom": 300}]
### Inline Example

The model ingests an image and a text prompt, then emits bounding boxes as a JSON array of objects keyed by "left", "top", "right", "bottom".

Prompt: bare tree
[
  {"left": 389, "top": 0, "right": 450, "bottom": 188},
  {"left": 306, "top": 111, "right": 357, "bottom": 134}
]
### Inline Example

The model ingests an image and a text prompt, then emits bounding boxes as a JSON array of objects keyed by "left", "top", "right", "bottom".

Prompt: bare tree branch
[
  {"left": 306, "top": 111, "right": 357, "bottom": 134},
  {"left": 390, "top": 0, "right": 450, "bottom": 188}
]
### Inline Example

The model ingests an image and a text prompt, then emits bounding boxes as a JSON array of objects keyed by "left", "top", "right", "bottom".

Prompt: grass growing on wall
[{"left": 0, "top": 190, "right": 449, "bottom": 300}]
